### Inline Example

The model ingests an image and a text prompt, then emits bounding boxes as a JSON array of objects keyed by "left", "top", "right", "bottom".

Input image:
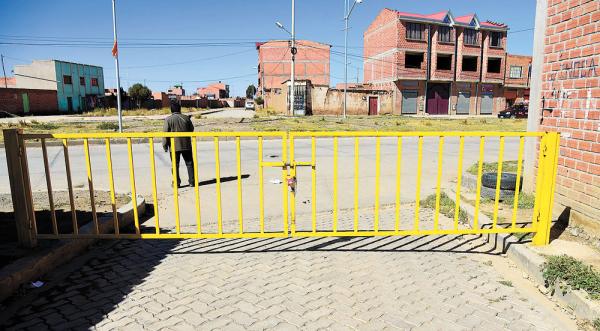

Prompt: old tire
[{"left": 481, "top": 172, "right": 520, "bottom": 191}]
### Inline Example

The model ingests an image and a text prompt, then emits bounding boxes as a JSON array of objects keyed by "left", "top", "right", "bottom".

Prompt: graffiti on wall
[{"left": 544, "top": 56, "right": 598, "bottom": 112}]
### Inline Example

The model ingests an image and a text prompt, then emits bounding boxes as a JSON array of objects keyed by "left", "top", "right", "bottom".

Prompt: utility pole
[
  {"left": 343, "top": 0, "right": 363, "bottom": 119},
  {"left": 290, "top": 0, "right": 296, "bottom": 117},
  {"left": 1, "top": 54, "right": 7, "bottom": 88},
  {"left": 111, "top": 0, "right": 123, "bottom": 132}
]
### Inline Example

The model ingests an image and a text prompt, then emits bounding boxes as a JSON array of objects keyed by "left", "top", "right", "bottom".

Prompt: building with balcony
[
  {"left": 14, "top": 60, "right": 104, "bottom": 112},
  {"left": 363, "top": 8, "right": 513, "bottom": 115}
]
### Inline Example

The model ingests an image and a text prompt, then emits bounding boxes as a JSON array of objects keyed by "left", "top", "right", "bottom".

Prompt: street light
[
  {"left": 275, "top": 0, "right": 296, "bottom": 116},
  {"left": 343, "top": 0, "right": 364, "bottom": 119}
]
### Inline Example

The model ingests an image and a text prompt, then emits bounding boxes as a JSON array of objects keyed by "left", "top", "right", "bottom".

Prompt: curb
[
  {"left": 0, "top": 195, "right": 146, "bottom": 303},
  {"left": 446, "top": 188, "right": 600, "bottom": 321}
]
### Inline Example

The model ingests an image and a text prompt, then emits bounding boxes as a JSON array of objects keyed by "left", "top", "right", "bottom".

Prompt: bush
[
  {"left": 255, "top": 96, "right": 264, "bottom": 106},
  {"left": 29, "top": 121, "right": 59, "bottom": 130},
  {"left": 542, "top": 255, "right": 600, "bottom": 300},
  {"left": 421, "top": 192, "right": 469, "bottom": 224},
  {"left": 96, "top": 122, "right": 120, "bottom": 131}
]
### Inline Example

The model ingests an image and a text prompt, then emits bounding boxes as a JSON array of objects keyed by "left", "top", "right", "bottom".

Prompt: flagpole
[{"left": 111, "top": 0, "right": 123, "bottom": 132}]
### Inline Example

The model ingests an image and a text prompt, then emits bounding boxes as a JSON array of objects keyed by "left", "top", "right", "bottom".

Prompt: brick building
[
  {"left": 167, "top": 85, "right": 185, "bottom": 97},
  {"left": 535, "top": 0, "right": 600, "bottom": 230},
  {"left": 0, "top": 88, "right": 58, "bottom": 115},
  {"left": 504, "top": 54, "right": 532, "bottom": 106},
  {"left": 363, "top": 9, "right": 516, "bottom": 115},
  {"left": 197, "top": 82, "right": 230, "bottom": 100},
  {"left": 0, "top": 77, "right": 16, "bottom": 88},
  {"left": 256, "top": 40, "right": 331, "bottom": 93}
]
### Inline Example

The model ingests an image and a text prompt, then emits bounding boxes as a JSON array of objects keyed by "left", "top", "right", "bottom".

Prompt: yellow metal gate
[{"left": 3, "top": 129, "right": 559, "bottom": 246}]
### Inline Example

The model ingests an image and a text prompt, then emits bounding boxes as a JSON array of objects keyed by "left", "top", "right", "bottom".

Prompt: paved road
[
  {"left": 0, "top": 209, "right": 577, "bottom": 330},
  {"left": 0, "top": 135, "right": 528, "bottom": 232}
]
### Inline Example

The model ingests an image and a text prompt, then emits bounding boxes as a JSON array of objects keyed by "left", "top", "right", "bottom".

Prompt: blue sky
[{"left": 0, "top": 0, "right": 536, "bottom": 97}]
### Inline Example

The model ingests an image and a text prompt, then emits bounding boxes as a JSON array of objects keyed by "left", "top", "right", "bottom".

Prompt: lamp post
[
  {"left": 276, "top": 0, "right": 296, "bottom": 116},
  {"left": 343, "top": 0, "right": 363, "bottom": 119}
]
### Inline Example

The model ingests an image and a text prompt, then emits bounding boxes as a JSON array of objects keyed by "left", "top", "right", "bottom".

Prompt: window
[
  {"left": 438, "top": 26, "right": 453, "bottom": 43},
  {"left": 406, "top": 22, "right": 424, "bottom": 40},
  {"left": 462, "top": 56, "right": 478, "bottom": 72},
  {"left": 490, "top": 32, "right": 503, "bottom": 48},
  {"left": 91, "top": 78, "right": 98, "bottom": 87},
  {"left": 79, "top": 77, "right": 86, "bottom": 86},
  {"left": 63, "top": 75, "right": 72, "bottom": 85},
  {"left": 487, "top": 58, "right": 502, "bottom": 73},
  {"left": 405, "top": 52, "right": 424, "bottom": 69},
  {"left": 509, "top": 66, "right": 523, "bottom": 78},
  {"left": 437, "top": 54, "right": 452, "bottom": 70},
  {"left": 464, "top": 29, "right": 479, "bottom": 46}
]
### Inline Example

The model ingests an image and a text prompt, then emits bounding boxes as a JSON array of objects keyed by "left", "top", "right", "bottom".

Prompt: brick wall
[
  {"left": 539, "top": 0, "right": 600, "bottom": 229},
  {"left": 0, "top": 88, "right": 58, "bottom": 115},
  {"left": 257, "top": 40, "right": 330, "bottom": 90}
]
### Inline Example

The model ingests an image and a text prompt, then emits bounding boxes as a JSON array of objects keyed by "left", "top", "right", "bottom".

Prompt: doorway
[
  {"left": 67, "top": 97, "right": 73, "bottom": 112},
  {"left": 368, "top": 96, "right": 378, "bottom": 116},
  {"left": 426, "top": 83, "right": 450, "bottom": 115},
  {"left": 21, "top": 93, "right": 30, "bottom": 114}
]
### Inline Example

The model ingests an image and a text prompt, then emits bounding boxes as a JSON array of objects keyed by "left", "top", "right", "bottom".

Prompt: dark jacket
[{"left": 162, "top": 112, "right": 194, "bottom": 152}]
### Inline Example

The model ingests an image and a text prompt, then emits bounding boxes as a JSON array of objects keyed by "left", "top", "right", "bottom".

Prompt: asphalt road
[{"left": 0, "top": 135, "right": 526, "bottom": 232}]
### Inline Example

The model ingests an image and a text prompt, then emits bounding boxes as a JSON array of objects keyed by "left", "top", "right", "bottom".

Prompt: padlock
[{"left": 287, "top": 176, "right": 297, "bottom": 193}]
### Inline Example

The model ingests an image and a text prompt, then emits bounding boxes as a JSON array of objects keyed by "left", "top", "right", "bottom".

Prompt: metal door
[
  {"left": 480, "top": 93, "right": 493, "bottom": 114},
  {"left": 456, "top": 92, "right": 470, "bottom": 114},
  {"left": 427, "top": 84, "right": 449, "bottom": 115},
  {"left": 401, "top": 91, "right": 418, "bottom": 114},
  {"left": 368, "top": 97, "right": 378, "bottom": 115},
  {"left": 21, "top": 93, "right": 30, "bottom": 114}
]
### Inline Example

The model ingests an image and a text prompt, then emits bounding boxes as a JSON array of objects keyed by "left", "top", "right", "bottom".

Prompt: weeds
[
  {"left": 28, "top": 121, "right": 59, "bottom": 130},
  {"left": 593, "top": 318, "right": 600, "bottom": 331},
  {"left": 96, "top": 122, "right": 120, "bottom": 131},
  {"left": 542, "top": 255, "right": 600, "bottom": 300},
  {"left": 421, "top": 192, "right": 469, "bottom": 224},
  {"left": 467, "top": 160, "right": 519, "bottom": 175},
  {"left": 498, "top": 280, "right": 513, "bottom": 287}
]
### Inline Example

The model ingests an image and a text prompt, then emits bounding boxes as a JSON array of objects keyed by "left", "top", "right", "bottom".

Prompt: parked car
[
  {"left": 498, "top": 103, "right": 528, "bottom": 119},
  {"left": 245, "top": 100, "right": 255, "bottom": 110}
]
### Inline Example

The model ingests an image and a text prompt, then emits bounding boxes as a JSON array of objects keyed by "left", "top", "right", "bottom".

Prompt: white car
[{"left": 245, "top": 100, "right": 255, "bottom": 110}]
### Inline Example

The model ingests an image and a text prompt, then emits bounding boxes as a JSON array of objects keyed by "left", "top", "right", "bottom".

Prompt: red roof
[{"left": 392, "top": 9, "right": 507, "bottom": 29}]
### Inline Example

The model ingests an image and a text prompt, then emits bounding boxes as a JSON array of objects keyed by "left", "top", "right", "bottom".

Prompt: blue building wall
[{"left": 55, "top": 61, "right": 105, "bottom": 112}]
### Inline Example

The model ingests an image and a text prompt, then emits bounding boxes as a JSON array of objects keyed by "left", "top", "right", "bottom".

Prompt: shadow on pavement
[{"left": 0, "top": 228, "right": 534, "bottom": 329}]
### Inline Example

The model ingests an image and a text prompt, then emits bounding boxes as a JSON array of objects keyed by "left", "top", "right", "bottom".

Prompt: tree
[
  {"left": 246, "top": 84, "right": 257, "bottom": 99},
  {"left": 128, "top": 83, "right": 152, "bottom": 109}
]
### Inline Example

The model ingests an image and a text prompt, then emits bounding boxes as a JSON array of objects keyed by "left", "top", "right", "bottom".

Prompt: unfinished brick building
[
  {"left": 256, "top": 40, "right": 331, "bottom": 93},
  {"left": 363, "top": 8, "right": 514, "bottom": 115}
]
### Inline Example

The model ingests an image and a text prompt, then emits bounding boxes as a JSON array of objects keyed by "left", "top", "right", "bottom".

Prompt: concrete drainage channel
[{"left": 0, "top": 193, "right": 145, "bottom": 302}]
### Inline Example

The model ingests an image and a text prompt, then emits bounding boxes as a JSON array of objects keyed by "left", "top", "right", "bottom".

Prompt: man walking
[{"left": 163, "top": 102, "right": 195, "bottom": 188}]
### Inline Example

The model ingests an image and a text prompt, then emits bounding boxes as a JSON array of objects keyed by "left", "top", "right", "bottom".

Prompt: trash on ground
[
  {"left": 31, "top": 281, "right": 44, "bottom": 288},
  {"left": 269, "top": 179, "right": 283, "bottom": 184}
]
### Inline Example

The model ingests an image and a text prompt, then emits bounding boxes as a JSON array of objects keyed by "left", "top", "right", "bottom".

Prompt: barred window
[
  {"left": 406, "top": 22, "right": 424, "bottom": 40},
  {"left": 438, "top": 26, "right": 453, "bottom": 43},
  {"left": 464, "top": 29, "right": 478, "bottom": 46},
  {"left": 63, "top": 75, "right": 72, "bottom": 84}
]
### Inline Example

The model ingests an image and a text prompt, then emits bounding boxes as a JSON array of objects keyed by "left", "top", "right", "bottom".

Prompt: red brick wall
[
  {"left": 505, "top": 55, "right": 532, "bottom": 87},
  {"left": 0, "top": 88, "right": 58, "bottom": 115},
  {"left": 257, "top": 40, "right": 330, "bottom": 90},
  {"left": 540, "top": 0, "right": 600, "bottom": 228}
]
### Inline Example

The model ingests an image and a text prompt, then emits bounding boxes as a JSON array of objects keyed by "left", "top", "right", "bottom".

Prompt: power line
[{"left": 122, "top": 49, "right": 255, "bottom": 69}]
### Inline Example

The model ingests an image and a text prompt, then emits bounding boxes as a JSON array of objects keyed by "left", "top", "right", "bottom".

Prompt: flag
[{"left": 112, "top": 41, "right": 118, "bottom": 57}]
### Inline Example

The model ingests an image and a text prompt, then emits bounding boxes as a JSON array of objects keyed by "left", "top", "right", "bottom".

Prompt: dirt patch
[{"left": 0, "top": 190, "right": 130, "bottom": 213}]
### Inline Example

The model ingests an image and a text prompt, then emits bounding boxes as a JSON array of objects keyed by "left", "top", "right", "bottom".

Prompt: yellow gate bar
[
  {"left": 149, "top": 138, "right": 160, "bottom": 235},
  {"left": 395, "top": 136, "right": 402, "bottom": 233},
  {"left": 83, "top": 138, "right": 99, "bottom": 234},
  {"left": 492, "top": 136, "right": 505, "bottom": 228},
  {"left": 105, "top": 138, "right": 119, "bottom": 235},
  {"left": 474, "top": 136, "right": 486, "bottom": 229},
  {"left": 128, "top": 138, "right": 140, "bottom": 235}
]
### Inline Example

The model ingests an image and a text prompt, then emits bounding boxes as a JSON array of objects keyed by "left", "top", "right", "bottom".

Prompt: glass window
[
  {"left": 79, "top": 77, "right": 86, "bottom": 86},
  {"left": 510, "top": 66, "right": 523, "bottom": 78},
  {"left": 63, "top": 75, "right": 72, "bottom": 85},
  {"left": 91, "top": 78, "right": 99, "bottom": 87},
  {"left": 464, "top": 29, "right": 478, "bottom": 46},
  {"left": 438, "top": 26, "right": 453, "bottom": 43},
  {"left": 406, "top": 22, "right": 424, "bottom": 40}
]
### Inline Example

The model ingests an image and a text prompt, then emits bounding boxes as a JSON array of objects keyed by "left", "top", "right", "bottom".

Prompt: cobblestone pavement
[{"left": 0, "top": 208, "right": 577, "bottom": 330}]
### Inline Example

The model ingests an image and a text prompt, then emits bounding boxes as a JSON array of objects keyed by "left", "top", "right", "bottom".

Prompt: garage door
[
  {"left": 480, "top": 93, "right": 493, "bottom": 115},
  {"left": 402, "top": 90, "right": 418, "bottom": 114},
  {"left": 456, "top": 92, "right": 470, "bottom": 114}
]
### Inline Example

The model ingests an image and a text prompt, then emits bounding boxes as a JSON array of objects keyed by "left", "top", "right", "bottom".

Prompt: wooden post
[{"left": 3, "top": 129, "right": 37, "bottom": 248}]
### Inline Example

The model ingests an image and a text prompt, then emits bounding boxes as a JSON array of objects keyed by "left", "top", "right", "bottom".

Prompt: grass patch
[
  {"left": 593, "top": 318, "right": 600, "bottom": 331},
  {"left": 421, "top": 192, "right": 468, "bottom": 224},
  {"left": 28, "top": 120, "right": 59, "bottom": 130},
  {"left": 542, "top": 255, "right": 600, "bottom": 300},
  {"left": 498, "top": 280, "right": 513, "bottom": 287},
  {"left": 96, "top": 122, "right": 121, "bottom": 131},
  {"left": 82, "top": 107, "right": 198, "bottom": 117},
  {"left": 502, "top": 192, "right": 536, "bottom": 209},
  {"left": 467, "top": 160, "right": 519, "bottom": 175}
]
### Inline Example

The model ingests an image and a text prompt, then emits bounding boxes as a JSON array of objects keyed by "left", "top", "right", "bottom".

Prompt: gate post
[
  {"left": 532, "top": 132, "right": 560, "bottom": 246},
  {"left": 3, "top": 129, "right": 37, "bottom": 248}
]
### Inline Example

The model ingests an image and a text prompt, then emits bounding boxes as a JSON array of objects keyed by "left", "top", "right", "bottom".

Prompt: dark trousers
[{"left": 172, "top": 150, "right": 195, "bottom": 186}]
